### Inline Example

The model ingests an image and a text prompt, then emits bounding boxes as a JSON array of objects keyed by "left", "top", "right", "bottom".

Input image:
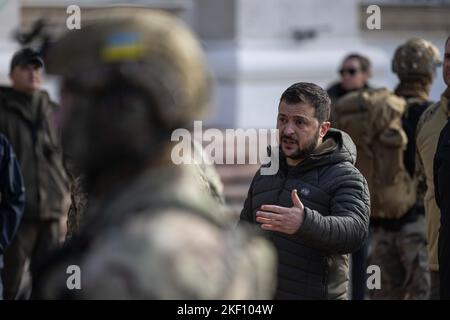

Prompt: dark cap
[{"left": 10, "top": 48, "right": 44, "bottom": 73}]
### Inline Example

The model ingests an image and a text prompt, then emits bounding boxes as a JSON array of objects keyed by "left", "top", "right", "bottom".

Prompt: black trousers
[{"left": 351, "top": 240, "right": 369, "bottom": 300}]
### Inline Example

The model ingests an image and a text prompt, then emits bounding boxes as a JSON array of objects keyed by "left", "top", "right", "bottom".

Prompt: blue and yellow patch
[{"left": 101, "top": 32, "right": 145, "bottom": 62}]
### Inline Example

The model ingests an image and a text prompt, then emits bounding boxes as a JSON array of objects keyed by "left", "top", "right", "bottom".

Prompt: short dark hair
[
  {"left": 343, "top": 53, "right": 371, "bottom": 73},
  {"left": 279, "top": 82, "right": 331, "bottom": 123}
]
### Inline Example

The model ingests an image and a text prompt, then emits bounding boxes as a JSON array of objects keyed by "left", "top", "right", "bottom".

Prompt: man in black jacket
[
  {"left": 434, "top": 36, "right": 450, "bottom": 300},
  {"left": 327, "top": 53, "right": 372, "bottom": 105},
  {"left": 240, "top": 82, "right": 370, "bottom": 299},
  {"left": 0, "top": 134, "right": 25, "bottom": 299},
  {"left": 327, "top": 53, "right": 373, "bottom": 300},
  {"left": 434, "top": 118, "right": 450, "bottom": 300}
]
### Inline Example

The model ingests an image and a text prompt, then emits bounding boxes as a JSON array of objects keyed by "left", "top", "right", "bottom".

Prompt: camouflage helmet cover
[
  {"left": 45, "top": 8, "right": 211, "bottom": 128},
  {"left": 392, "top": 37, "right": 442, "bottom": 80}
]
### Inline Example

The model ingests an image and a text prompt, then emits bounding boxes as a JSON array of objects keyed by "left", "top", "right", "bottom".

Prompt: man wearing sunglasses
[
  {"left": 327, "top": 53, "right": 372, "bottom": 105},
  {"left": 327, "top": 53, "right": 372, "bottom": 300}
]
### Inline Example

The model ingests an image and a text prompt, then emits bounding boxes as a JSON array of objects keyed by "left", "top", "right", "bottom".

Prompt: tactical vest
[{"left": 334, "top": 88, "right": 416, "bottom": 219}]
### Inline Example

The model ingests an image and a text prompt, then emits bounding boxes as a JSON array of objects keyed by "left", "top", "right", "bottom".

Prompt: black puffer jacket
[
  {"left": 240, "top": 128, "right": 370, "bottom": 299},
  {"left": 434, "top": 118, "right": 450, "bottom": 300}
]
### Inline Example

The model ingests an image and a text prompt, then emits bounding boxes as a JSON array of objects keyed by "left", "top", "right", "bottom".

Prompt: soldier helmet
[
  {"left": 45, "top": 8, "right": 211, "bottom": 129},
  {"left": 392, "top": 38, "right": 442, "bottom": 81},
  {"left": 46, "top": 9, "right": 212, "bottom": 190}
]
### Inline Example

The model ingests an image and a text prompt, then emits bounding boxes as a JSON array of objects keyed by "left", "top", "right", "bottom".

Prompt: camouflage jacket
[
  {"left": 35, "top": 163, "right": 276, "bottom": 299},
  {"left": 64, "top": 139, "right": 225, "bottom": 241}
]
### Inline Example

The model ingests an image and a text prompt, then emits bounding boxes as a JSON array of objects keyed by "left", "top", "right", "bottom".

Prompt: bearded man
[{"left": 239, "top": 82, "right": 370, "bottom": 300}]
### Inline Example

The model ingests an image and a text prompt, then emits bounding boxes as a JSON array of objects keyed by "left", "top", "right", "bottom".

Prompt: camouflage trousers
[{"left": 368, "top": 215, "right": 430, "bottom": 300}]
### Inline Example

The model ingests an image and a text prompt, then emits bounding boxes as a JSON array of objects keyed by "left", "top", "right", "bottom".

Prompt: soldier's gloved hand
[{"left": 256, "top": 189, "right": 305, "bottom": 235}]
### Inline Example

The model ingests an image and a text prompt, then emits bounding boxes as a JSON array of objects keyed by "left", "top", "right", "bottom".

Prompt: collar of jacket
[
  {"left": 332, "top": 82, "right": 371, "bottom": 99},
  {"left": 441, "top": 87, "right": 450, "bottom": 117},
  {"left": 81, "top": 163, "right": 230, "bottom": 237},
  {"left": 394, "top": 81, "right": 430, "bottom": 102},
  {"left": 268, "top": 128, "right": 357, "bottom": 175},
  {"left": 0, "top": 86, "right": 49, "bottom": 124}
]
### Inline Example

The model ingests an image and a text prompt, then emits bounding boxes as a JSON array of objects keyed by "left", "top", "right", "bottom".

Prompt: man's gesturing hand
[{"left": 256, "top": 189, "right": 305, "bottom": 234}]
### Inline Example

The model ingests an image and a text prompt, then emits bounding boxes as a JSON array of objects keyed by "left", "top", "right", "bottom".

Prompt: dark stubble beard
[{"left": 281, "top": 128, "right": 320, "bottom": 161}]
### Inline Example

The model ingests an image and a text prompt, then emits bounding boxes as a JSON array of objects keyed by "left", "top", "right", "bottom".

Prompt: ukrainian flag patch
[{"left": 101, "top": 32, "right": 145, "bottom": 62}]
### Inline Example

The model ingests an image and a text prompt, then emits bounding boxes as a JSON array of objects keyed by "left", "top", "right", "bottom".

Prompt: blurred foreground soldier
[
  {"left": 0, "top": 48, "right": 69, "bottom": 299},
  {"left": 0, "top": 134, "right": 25, "bottom": 299},
  {"left": 240, "top": 82, "right": 370, "bottom": 299},
  {"left": 64, "top": 139, "right": 225, "bottom": 242},
  {"left": 34, "top": 9, "right": 276, "bottom": 299},
  {"left": 417, "top": 36, "right": 450, "bottom": 299},
  {"left": 335, "top": 38, "right": 440, "bottom": 299},
  {"left": 432, "top": 36, "right": 450, "bottom": 300}
]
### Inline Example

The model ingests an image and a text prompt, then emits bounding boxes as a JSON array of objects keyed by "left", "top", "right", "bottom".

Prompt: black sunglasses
[{"left": 339, "top": 68, "right": 360, "bottom": 76}]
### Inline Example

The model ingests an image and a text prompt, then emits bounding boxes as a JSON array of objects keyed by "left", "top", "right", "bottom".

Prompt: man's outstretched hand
[{"left": 256, "top": 189, "right": 305, "bottom": 234}]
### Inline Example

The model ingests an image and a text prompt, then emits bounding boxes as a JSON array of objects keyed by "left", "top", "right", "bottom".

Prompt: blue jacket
[{"left": 0, "top": 133, "right": 25, "bottom": 268}]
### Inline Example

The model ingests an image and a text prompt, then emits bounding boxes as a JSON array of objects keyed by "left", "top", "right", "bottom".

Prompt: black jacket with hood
[
  {"left": 434, "top": 118, "right": 450, "bottom": 300},
  {"left": 240, "top": 128, "right": 370, "bottom": 299}
]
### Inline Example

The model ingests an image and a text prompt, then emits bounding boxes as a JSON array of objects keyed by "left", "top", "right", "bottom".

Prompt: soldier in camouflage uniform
[
  {"left": 33, "top": 9, "right": 276, "bottom": 299},
  {"left": 64, "top": 139, "right": 226, "bottom": 242},
  {"left": 368, "top": 38, "right": 441, "bottom": 300}
]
